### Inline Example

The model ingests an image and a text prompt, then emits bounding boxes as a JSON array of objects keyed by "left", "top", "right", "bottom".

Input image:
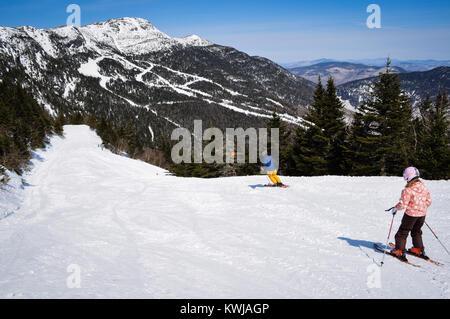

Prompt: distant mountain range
[
  {"left": 0, "top": 17, "right": 314, "bottom": 144},
  {"left": 337, "top": 66, "right": 450, "bottom": 109},
  {"left": 283, "top": 59, "right": 449, "bottom": 111},
  {"left": 282, "top": 59, "right": 337, "bottom": 69},
  {"left": 282, "top": 59, "right": 450, "bottom": 72},
  {"left": 288, "top": 62, "right": 406, "bottom": 85}
]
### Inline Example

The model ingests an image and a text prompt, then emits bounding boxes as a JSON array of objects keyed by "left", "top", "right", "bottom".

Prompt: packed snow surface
[{"left": 0, "top": 125, "right": 449, "bottom": 298}]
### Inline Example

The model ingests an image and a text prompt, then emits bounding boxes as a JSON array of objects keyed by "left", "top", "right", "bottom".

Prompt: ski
[
  {"left": 388, "top": 243, "right": 444, "bottom": 266},
  {"left": 373, "top": 244, "right": 420, "bottom": 267},
  {"left": 264, "top": 184, "right": 289, "bottom": 188}
]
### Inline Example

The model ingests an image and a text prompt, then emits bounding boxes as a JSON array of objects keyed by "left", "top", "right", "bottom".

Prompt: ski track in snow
[{"left": 0, "top": 125, "right": 449, "bottom": 298}]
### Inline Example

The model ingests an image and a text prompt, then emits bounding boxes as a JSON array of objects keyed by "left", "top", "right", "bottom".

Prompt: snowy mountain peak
[
  {"left": 106, "top": 17, "right": 155, "bottom": 25},
  {"left": 0, "top": 17, "right": 213, "bottom": 58},
  {"left": 77, "top": 17, "right": 176, "bottom": 54},
  {"left": 87, "top": 17, "right": 161, "bottom": 33},
  {"left": 77, "top": 17, "right": 212, "bottom": 52},
  {"left": 175, "top": 34, "right": 212, "bottom": 47},
  {"left": 17, "top": 25, "right": 37, "bottom": 31}
]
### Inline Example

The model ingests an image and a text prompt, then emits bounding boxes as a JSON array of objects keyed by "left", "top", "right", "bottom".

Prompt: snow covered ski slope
[{"left": 0, "top": 125, "right": 449, "bottom": 298}]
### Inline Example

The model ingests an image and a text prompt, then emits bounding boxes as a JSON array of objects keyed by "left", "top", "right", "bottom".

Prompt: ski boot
[
  {"left": 408, "top": 247, "right": 429, "bottom": 260},
  {"left": 391, "top": 249, "right": 408, "bottom": 262},
  {"left": 275, "top": 182, "right": 285, "bottom": 187}
]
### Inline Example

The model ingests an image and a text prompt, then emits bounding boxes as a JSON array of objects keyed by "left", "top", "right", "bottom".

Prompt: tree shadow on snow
[
  {"left": 30, "top": 151, "right": 45, "bottom": 162},
  {"left": 22, "top": 181, "right": 36, "bottom": 188}
]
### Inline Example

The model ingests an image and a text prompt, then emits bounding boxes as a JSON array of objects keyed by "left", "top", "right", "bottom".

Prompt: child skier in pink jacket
[{"left": 391, "top": 167, "right": 432, "bottom": 261}]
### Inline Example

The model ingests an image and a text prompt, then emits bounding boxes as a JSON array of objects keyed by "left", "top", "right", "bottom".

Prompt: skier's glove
[{"left": 385, "top": 207, "right": 397, "bottom": 215}]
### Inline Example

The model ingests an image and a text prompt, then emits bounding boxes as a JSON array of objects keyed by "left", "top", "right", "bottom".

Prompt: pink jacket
[{"left": 395, "top": 181, "right": 432, "bottom": 217}]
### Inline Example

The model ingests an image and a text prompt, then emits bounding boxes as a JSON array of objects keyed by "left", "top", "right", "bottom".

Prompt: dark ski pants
[{"left": 395, "top": 214, "right": 426, "bottom": 251}]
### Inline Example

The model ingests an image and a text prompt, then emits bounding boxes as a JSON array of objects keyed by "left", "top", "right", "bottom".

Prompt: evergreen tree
[
  {"left": 289, "top": 77, "right": 330, "bottom": 176},
  {"left": 289, "top": 124, "right": 327, "bottom": 176},
  {"left": 85, "top": 115, "right": 98, "bottom": 130},
  {"left": 54, "top": 113, "right": 66, "bottom": 136},
  {"left": 121, "top": 121, "right": 142, "bottom": 157},
  {"left": 416, "top": 91, "right": 450, "bottom": 179},
  {"left": 235, "top": 140, "right": 260, "bottom": 176},
  {"left": 349, "top": 58, "right": 414, "bottom": 176},
  {"left": 266, "top": 109, "right": 291, "bottom": 174},
  {"left": 322, "top": 76, "right": 348, "bottom": 175},
  {"left": 96, "top": 118, "right": 118, "bottom": 149},
  {"left": 0, "top": 78, "right": 54, "bottom": 173},
  {"left": 70, "top": 112, "right": 84, "bottom": 125}
]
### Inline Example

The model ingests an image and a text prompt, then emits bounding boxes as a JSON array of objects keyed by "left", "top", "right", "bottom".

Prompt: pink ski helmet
[{"left": 403, "top": 166, "right": 420, "bottom": 182}]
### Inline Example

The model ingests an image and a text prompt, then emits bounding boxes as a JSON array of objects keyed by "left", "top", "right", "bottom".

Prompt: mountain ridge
[
  {"left": 337, "top": 66, "right": 450, "bottom": 109},
  {"left": 288, "top": 61, "right": 406, "bottom": 85},
  {"left": 0, "top": 17, "right": 314, "bottom": 145},
  {"left": 282, "top": 58, "right": 450, "bottom": 72}
]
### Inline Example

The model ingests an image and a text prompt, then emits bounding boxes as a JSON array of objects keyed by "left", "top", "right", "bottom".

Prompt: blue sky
[{"left": 0, "top": 0, "right": 449, "bottom": 62}]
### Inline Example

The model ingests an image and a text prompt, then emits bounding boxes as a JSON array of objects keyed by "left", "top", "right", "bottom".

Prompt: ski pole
[
  {"left": 381, "top": 208, "right": 396, "bottom": 266},
  {"left": 425, "top": 221, "right": 450, "bottom": 256}
]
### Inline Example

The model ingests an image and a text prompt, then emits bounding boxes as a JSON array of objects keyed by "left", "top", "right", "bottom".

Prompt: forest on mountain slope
[{"left": 1, "top": 59, "right": 449, "bottom": 182}]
